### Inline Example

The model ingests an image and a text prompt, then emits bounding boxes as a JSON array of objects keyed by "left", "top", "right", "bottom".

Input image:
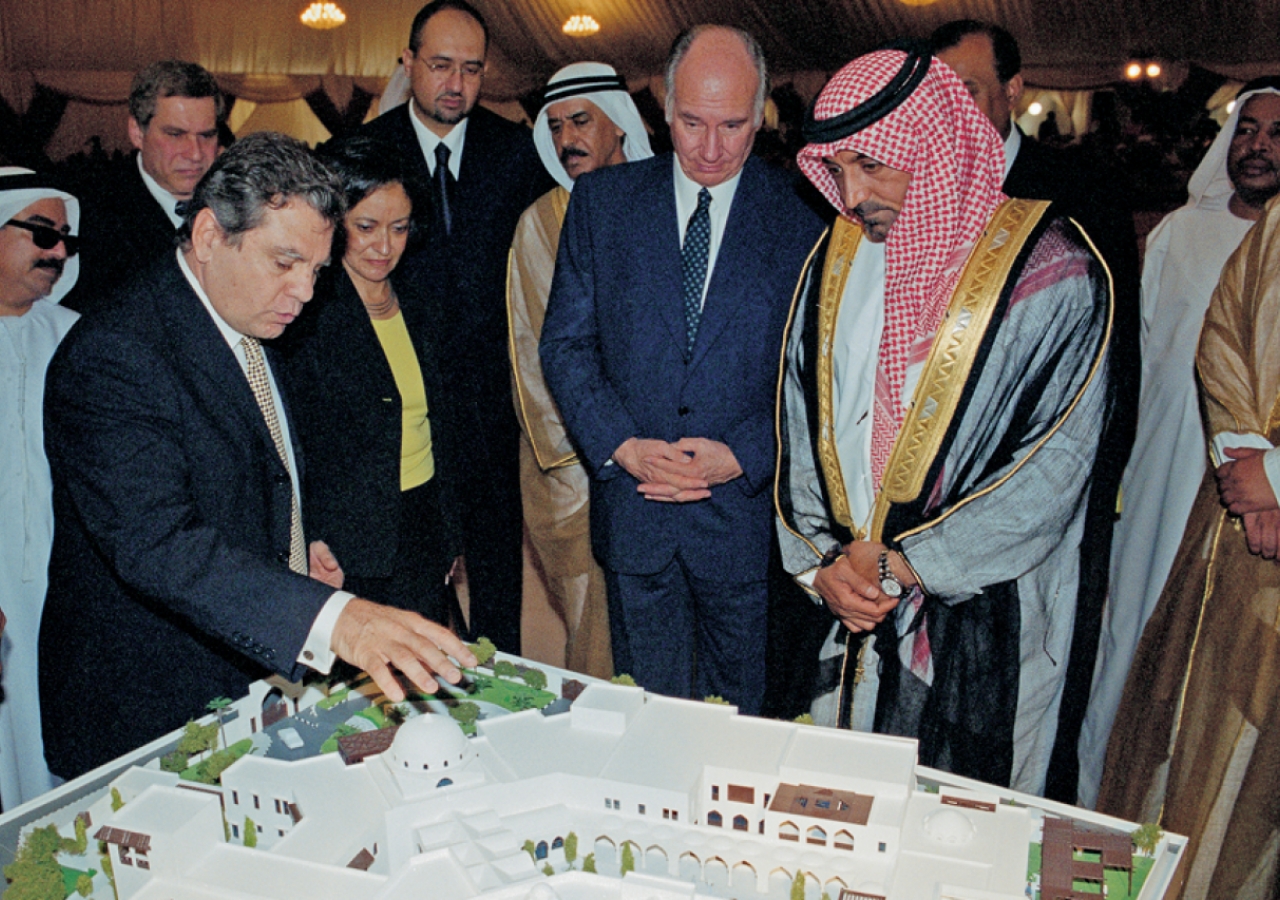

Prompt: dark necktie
[
  {"left": 174, "top": 200, "right": 190, "bottom": 221},
  {"left": 434, "top": 143, "right": 454, "bottom": 238},
  {"left": 681, "top": 187, "right": 712, "bottom": 358}
]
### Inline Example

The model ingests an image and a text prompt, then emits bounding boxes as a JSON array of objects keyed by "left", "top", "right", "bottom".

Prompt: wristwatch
[{"left": 878, "top": 550, "right": 905, "bottom": 598}]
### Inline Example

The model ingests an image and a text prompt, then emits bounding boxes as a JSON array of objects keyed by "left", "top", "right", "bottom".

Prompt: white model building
[{"left": 82, "top": 681, "right": 1069, "bottom": 900}]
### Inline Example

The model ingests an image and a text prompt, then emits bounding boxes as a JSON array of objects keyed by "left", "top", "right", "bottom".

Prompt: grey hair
[
  {"left": 180, "top": 132, "right": 345, "bottom": 246},
  {"left": 129, "top": 60, "right": 226, "bottom": 129},
  {"left": 664, "top": 25, "right": 768, "bottom": 125}
]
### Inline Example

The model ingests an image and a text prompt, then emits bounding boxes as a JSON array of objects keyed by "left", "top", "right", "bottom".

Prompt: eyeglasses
[{"left": 4, "top": 219, "right": 80, "bottom": 257}]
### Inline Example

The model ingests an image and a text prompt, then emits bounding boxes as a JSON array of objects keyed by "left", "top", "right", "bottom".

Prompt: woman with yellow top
[{"left": 277, "top": 135, "right": 465, "bottom": 624}]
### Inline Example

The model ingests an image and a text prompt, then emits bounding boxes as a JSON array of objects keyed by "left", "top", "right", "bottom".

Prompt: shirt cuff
[
  {"left": 1265, "top": 448, "right": 1280, "bottom": 507},
  {"left": 297, "top": 591, "right": 354, "bottom": 673},
  {"left": 1210, "top": 431, "right": 1273, "bottom": 468}
]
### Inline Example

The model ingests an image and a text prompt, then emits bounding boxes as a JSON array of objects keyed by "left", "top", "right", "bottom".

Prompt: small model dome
[
  {"left": 388, "top": 713, "right": 475, "bottom": 774},
  {"left": 922, "top": 808, "right": 976, "bottom": 845}
]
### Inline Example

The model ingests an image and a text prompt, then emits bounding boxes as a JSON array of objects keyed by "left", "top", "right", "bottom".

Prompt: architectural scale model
[{"left": 0, "top": 655, "right": 1185, "bottom": 900}]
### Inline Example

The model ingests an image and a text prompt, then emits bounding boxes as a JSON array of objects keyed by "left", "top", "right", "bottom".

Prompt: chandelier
[
  {"left": 562, "top": 14, "right": 600, "bottom": 36},
  {"left": 300, "top": 1, "right": 347, "bottom": 29}
]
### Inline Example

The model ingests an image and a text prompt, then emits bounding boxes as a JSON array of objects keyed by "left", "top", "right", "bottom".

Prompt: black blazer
[
  {"left": 66, "top": 157, "right": 180, "bottom": 315},
  {"left": 273, "top": 266, "right": 466, "bottom": 579},
  {"left": 41, "top": 253, "right": 334, "bottom": 778},
  {"left": 359, "top": 104, "right": 555, "bottom": 410}
]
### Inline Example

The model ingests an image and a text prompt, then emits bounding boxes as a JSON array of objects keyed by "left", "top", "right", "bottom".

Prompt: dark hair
[
  {"left": 316, "top": 135, "right": 424, "bottom": 257},
  {"left": 181, "top": 132, "right": 345, "bottom": 246},
  {"left": 665, "top": 25, "right": 768, "bottom": 124},
  {"left": 929, "top": 20, "right": 1022, "bottom": 84},
  {"left": 1239, "top": 75, "right": 1280, "bottom": 97},
  {"left": 408, "top": 0, "right": 489, "bottom": 55},
  {"left": 129, "top": 60, "right": 227, "bottom": 129}
]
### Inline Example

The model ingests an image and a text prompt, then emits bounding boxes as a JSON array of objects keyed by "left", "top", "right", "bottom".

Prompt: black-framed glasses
[{"left": 4, "top": 220, "right": 79, "bottom": 257}]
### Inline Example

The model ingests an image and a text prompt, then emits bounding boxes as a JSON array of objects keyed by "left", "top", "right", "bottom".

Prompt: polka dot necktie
[
  {"left": 241, "top": 336, "right": 308, "bottom": 575},
  {"left": 681, "top": 187, "right": 712, "bottom": 359}
]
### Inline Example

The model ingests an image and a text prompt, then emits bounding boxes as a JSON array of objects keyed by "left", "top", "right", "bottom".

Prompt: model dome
[
  {"left": 922, "top": 808, "right": 976, "bottom": 845},
  {"left": 388, "top": 713, "right": 476, "bottom": 774}
]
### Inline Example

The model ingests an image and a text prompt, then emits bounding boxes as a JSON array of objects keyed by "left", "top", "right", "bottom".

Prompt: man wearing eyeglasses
[
  {"left": 0, "top": 167, "right": 81, "bottom": 809},
  {"left": 360, "top": 0, "right": 554, "bottom": 655},
  {"left": 69, "top": 61, "right": 225, "bottom": 315}
]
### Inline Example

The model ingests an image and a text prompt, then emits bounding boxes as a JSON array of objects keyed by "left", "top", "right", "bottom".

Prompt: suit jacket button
[
  {"left": 678, "top": 406, "right": 690, "bottom": 416},
  {"left": 277, "top": 552, "right": 289, "bottom": 564},
  {"left": 274, "top": 473, "right": 289, "bottom": 485}
]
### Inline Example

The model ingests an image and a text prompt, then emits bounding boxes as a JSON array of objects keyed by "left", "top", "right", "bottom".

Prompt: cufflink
[{"left": 303, "top": 650, "right": 315, "bottom": 661}]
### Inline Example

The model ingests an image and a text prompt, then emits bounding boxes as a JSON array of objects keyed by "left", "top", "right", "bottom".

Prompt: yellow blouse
[{"left": 369, "top": 311, "right": 435, "bottom": 490}]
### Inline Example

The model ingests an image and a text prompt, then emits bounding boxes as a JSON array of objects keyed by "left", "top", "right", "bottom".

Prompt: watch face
[{"left": 880, "top": 578, "right": 904, "bottom": 598}]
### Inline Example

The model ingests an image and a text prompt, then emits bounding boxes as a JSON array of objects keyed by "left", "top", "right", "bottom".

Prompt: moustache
[
  {"left": 559, "top": 146, "right": 590, "bottom": 165},
  {"left": 1238, "top": 152, "right": 1277, "bottom": 169},
  {"left": 33, "top": 258, "right": 65, "bottom": 276}
]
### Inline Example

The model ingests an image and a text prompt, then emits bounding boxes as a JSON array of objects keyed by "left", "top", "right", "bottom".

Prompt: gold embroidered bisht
[
  {"left": 506, "top": 186, "right": 612, "bottom": 678},
  {"left": 776, "top": 203, "right": 1114, "bottom": 794},
  {"left": 1099, "top": 196, "right": 1280, "bottom": 900}
]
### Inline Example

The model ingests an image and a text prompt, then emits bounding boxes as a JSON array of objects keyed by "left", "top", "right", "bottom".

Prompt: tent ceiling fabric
[{"left": 2, "top": 0, "right": 1279, "bottom": 98}]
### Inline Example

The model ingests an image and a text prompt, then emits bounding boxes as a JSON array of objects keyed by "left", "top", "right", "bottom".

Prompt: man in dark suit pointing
[
  {"left": 40, "top": 133, "right": 474, "bottom": 779},
  {"left": 361, "top": 0, "right": 554, "bottom": 653},
  {"left": 540, "top": 26, "right": 823, "bottom": 711}
]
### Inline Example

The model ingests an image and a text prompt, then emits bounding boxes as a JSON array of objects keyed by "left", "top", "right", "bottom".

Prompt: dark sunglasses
[{"left": 5, "top": 219, "right": 80, "bottom": 257}]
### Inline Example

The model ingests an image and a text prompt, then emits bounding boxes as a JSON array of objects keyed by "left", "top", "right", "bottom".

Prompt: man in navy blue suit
[{"left": 540, "top": 26, "right": 824, "bottom": 712}]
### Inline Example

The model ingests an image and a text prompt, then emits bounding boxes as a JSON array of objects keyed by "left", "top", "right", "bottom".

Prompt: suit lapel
[
  {"left": 648, "top": 160, "right": 687, "bottom": 353},
  {"left": 687, "top": 158, "right": 764, "bottom": 370}
]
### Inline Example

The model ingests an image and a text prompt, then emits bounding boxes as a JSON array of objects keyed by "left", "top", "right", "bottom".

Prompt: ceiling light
[
  {"left": 300, "top": 1, "right": 346, "bottom": 29},
  {"left": 1146, "top": 62, "right": 1162, "bottom": 78},
  {"left": 562, "top": 14, "right": 600, "bottom": 36},
  {"left": 1028, "top": 101, "right": 1043, "bottom": 115},
  {"left": 1125, "top": 62, "right": 1142, "bottom": 80}
]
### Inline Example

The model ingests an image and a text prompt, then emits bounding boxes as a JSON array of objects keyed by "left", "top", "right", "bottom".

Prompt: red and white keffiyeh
[{"left": 798, "top": 50, "right": 1007, "bottom": 486}]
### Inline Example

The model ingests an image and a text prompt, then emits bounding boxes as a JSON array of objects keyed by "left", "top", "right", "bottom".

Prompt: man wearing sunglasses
[{"left": 0, "top": 167, "right": 81, "bottom": 809}]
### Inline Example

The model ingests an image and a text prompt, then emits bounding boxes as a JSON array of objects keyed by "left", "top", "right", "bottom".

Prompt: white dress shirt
[
  {"left": 138, "top": 155, "right": 186, "bottom": 228},
  {"left": 673, "top": 159, "right": 743, "bottom": 309},
  {"left": 176, "top": 250, "right": 352, "bottom": 672},
  {"left": 408, "top": 102, "right": 468, "bottom": 177}
]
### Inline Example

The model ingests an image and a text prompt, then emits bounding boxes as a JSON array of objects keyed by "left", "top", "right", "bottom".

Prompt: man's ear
[
  {"left": 127, "top": 117, "right": 146, "bottom": 152},
  {"left": 189, "top": 207, "right": 223, "bottom": 264},
  {"left": 1004, "top": 73, "right": 1025, "bottom": 113}
]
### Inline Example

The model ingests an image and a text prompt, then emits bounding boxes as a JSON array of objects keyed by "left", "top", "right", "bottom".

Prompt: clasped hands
[
  {"left": 813, "top": 541, "right": 916, "bottom": 633},
  {"left": 308, "top": 539, "right": 477, "bottom": 701},
  {"left": 1217, "top": 446, "right": 1280, "bottom": 559},
  {"left": 613, "top": 436, "right": 742, "bottom": 502}
]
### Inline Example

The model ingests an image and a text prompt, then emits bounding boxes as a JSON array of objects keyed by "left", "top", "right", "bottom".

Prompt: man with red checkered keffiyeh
[{"left": 775, "top": 44, "right": 1114, "bottom": 796}]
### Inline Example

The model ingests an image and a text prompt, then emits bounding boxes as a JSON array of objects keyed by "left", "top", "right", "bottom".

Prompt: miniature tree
[
  {"left": 542, "top": 863, "right": 554, "bottom": 876},
  {"left": 469, "top": 637, "right": 498, "bottom": 666},
  {"left": 703, "top": 695, "right": 729, "bottom": 705},
  {"left": 243, "top": 817, "right": 257, "bottom": 848},
  {"left": 74, "top": 816, "right": 88, "bottom": 854},
  {"left": 790, "top": 871, "right": 806, "bottom": 900},
  {"left": 110, "top": 787, "right": 124, "bottom": 812},
  {"left": 450, "top": 702, "right": 481, "bottom": 727},
  {"left": 494, "top": 660, "right": 519, "bottom": 678},
  {"left": 1132, "top": 822, "right": 1164, "bottom": 855},
  {"left": 207, "top": 696, "right": 234, "bottom": 749},
  {"left": 620, "top": 842, "right": 635, "bottom": 875},
  {"left": 610, "top": 674, "right": 637, "bottom": 686},
  {"left": 383, "top": 703, "right": 408, "bottom": 726},
  {"left": 76, "top": 874, "right": 93, "bottom": 897},
  {"left": 793, "top": 713, "right": 815, "bottom": 725},
  {"left": 161, "top": 750, "right": 188, "bottom": 773},
  {"left": 520, "top": 668, "right": 548, "bottom": 691},
  {"left": 582, "top": 853, "right": 597, "bottom": 874},
  {"left": 563, "top": 831, "right": 578, "bottom": 866},
  {"left": 522, "top": 839, "right": 537, "bottom": 863}
]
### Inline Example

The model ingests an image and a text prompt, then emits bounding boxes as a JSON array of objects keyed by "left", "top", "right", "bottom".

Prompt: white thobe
[{"left": 0, "top": 300, "right": 78, "bottom": 809}]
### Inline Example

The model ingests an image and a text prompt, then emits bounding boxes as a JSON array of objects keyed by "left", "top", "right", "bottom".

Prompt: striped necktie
[{"left": 241, "top": 336, "right": 307, "bottom": 575}]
